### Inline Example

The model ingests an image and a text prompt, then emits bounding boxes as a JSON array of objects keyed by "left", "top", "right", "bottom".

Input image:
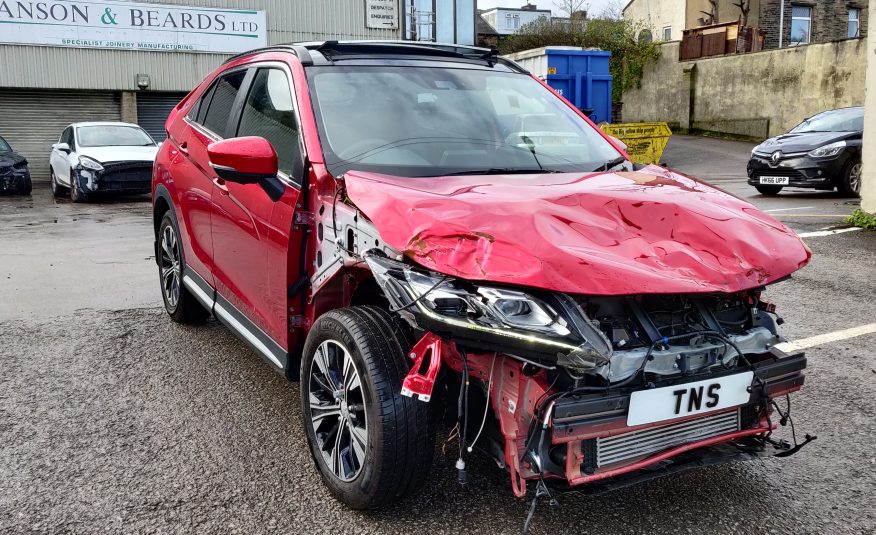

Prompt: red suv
[{"left": 153, "top": 41, "right": 812, "bottom": 512}]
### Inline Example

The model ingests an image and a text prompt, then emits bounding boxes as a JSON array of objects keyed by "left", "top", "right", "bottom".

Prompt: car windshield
[
  {"left": 76, "top": 125, "right": 155, "bottom": 147},
  {"left": 0, "top": 136, "right": 10, "bottom": 152},
  {"left": 790, "top": 108, "right": 864, "bottom": 133},
  {"left": 307, "top": 65, "right": 622, "bottom": 177}
]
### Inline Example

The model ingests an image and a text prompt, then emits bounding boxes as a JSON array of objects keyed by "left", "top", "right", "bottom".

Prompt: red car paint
[
  {"left": 207, "top": 136, "right": 279, "bottom": 177},
  {"left": 154, "top": 44, "right": 809, "bottom": 504},
  {"left": 343, "top": 168, "right": 812, "bottom": 295}
]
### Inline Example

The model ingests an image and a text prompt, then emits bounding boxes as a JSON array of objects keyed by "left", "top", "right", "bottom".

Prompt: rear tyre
[
  {"left": 50, "top": 171, "right": 67, "bottom": 198},
  {"left": 839, "top": 158, "right": 862, "bottom": 197},
  {"left": 70, "top": 170, "right": 90, "bottom": 203},
  {"left": 755, "top": 185, "right": 783, "bottom": 196},
  {"left": 301, "top": 306, "right": 434, "bottom": 510},
  {"left": 158, "top": 212, "right": 209, "bottom": 324}
]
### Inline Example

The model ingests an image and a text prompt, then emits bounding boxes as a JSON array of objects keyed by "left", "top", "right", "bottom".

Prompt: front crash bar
[{"left": 401, "top": 332, "right": 443, "bottom": 402}]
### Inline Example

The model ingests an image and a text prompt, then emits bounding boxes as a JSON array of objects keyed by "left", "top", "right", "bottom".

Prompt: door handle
[
  {"left": 213, "top": 176, "right": 229, "bottom": 194},
  {"left": 178, "top": 141, "right": 189, "bottom": 155}
]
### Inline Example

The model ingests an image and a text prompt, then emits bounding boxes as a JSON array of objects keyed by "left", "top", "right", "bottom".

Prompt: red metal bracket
[{"left": 401, "top": 332, "right": 443, "bottom": 402}]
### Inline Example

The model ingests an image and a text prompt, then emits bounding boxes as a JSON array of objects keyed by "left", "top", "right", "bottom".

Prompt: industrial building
[{"left": 0, "top": 0, "right": 475, "bottom": 180}]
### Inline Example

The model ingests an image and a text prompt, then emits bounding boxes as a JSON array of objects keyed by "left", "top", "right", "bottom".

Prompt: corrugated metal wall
[
  {"left": 136, "top": 92, "right": 189, "bottom": 141},
  {"left": 0, "top": 90, "right": 121, "bottom": 181},
  {"left": 0, "top": 0, "right": 403, "bottom": 92}
]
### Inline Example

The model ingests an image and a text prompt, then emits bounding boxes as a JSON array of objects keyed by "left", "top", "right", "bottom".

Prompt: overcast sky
[{"left": 477, "top": 0, "right": 617, "bottom": 18}]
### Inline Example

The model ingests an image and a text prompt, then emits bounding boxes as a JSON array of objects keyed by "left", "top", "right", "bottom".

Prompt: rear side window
[
  {"left": 201, "top": 70, "right": 247, "bottom": 137},
  {"left": 236, "top": 68, "right": 303, "bottom": 179}
]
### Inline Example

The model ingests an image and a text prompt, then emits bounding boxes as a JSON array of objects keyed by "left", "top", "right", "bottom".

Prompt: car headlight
[
  {"left": 77, "top": 156, "right": 104, "bottom": 171},
  {"left": 751, "top": 144, "right": 761, "bottom": 156},
  {"left": 807, "top": 140, "right": 846, "bottom": 158},
  {"left": 364, "top": 253, "right": 612, "bottom": 371}
]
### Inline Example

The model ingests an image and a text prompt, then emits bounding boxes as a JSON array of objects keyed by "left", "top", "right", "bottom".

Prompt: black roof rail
[
  {"left": 222, "top": 40, "right": 525, "bottom": 73},
  {"left": 302, "top": 40, "right": 505, "bottom": 64},
  {"left": 222, "top": 44, "right": 313, "bottom": 66}
]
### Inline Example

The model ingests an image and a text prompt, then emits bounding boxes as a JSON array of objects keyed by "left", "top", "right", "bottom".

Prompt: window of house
[
  {"left": 789, "top": 5, "right": 812, "bottom": 45},
  {"left": 848, "top": 8, "right": 860, "bottom": 38},
  {"left": 663, "top": 26, "right": 672, "bottom": 40},
  {"left": 506, "top": 13, "right": 520, "bottom": 30},
  {"left": 638, "top": 29, "right": 653, "bottom": 43}
]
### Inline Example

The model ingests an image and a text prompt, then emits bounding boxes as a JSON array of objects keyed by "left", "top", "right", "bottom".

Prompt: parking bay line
[
  {"left": 796, "top": 227, "right": 862, "bottom": 238},
  {"left": 773, "top": 323, "right": 876, "bottom": 353},
  {"left": 764, "top": 206, "right": 815, "bottom": 213}
]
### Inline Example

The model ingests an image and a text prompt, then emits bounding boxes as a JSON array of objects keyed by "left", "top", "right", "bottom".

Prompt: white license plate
[
  {"left": 626, "top": 372, "right": 753, "bottom": 426},
  {"left": 759, "top": 176, "right": 789, "bottom": 185}
]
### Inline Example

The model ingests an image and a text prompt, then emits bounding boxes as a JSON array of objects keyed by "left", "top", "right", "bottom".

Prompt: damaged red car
[{"left": 152, "top": 41, "right": 812, "bottom": 511}]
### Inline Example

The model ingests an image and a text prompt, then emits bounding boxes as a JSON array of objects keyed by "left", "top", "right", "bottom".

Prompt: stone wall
[
  {"left": 760, "top": 0, "right": 868, "bottom": 49},
  {"left": 622, "top": 38, "right": 866, "bottom": 138}
]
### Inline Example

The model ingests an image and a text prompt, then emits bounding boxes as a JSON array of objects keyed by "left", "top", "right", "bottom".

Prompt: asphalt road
[{"left": 1, "top": 136, "right": 874, "bottom": 534}]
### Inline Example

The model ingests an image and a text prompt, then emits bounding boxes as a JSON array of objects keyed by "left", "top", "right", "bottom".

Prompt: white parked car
[{"left": 49, "top": 122, "right": 158, "bottom": 202}]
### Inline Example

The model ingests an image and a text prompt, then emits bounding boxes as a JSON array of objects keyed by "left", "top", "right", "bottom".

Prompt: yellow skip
[{"left": 600, "top": 122, "right": 672, "bottom": 165}]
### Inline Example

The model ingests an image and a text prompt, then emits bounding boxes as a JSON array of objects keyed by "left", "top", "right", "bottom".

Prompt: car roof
[
  {"left": 223, "top": 40, "right": 525, "bottom": 73},
  {"left": 70, "top": 121, "right": 143, "bottom": 128}
]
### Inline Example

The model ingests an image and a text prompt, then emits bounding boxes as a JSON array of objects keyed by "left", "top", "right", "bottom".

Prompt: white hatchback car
[{"left": 49, "top": 121, "right": 158, "bottom": 202}]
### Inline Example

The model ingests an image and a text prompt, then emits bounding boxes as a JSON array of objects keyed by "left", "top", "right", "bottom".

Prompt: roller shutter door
[
  {"left": 137, "top": 92, "right": 187, "bottom": 142},
  {"left": 0, "top": 90, "right": 120, "bottom": 181}
]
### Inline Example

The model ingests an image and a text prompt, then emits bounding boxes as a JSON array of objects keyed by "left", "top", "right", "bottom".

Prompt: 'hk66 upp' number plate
[{"left": 759, "top": 176, "right": 790, "bottom": 185}]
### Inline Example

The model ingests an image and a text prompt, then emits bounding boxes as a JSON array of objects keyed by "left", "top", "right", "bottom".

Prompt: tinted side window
[
  {"left": 201, "top": 70, "right": 247, "bottom": 137},
  {"left": 236, "top": 68, "right": 303, "bottom": 179}
]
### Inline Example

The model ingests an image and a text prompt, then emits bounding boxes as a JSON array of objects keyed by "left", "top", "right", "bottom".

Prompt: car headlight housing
[
  {"left": 364, "top": 253, "right": 612, "bottom": 371},
  {"left": 77, "top": 156, "right": 104, "bottom": 171},
  {"left": 807, "top": 140, "right": 846, "bottom": 158}
]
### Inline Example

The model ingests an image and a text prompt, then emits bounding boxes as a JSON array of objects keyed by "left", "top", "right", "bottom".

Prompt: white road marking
[
  {"left": 774, "top": 323, "right": 876, "bottom": 353},
  {"left": 796, "top": 227, "right": 861, "bottom": 238},
  {"left": 764, "top": 206, "right": 815, "bottom": 213}
]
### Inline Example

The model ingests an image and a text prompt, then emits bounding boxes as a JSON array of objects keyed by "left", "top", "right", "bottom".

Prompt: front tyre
[
  {"left": 15, "top": 174, "right": 32, "bottom": 195},
  {"left": 755, "top": 185, "right": 783, "bottom": 196},
  {"left": 157, "top": 212, "right": 209, "bottom": 324},
  {"left": 70, "top": 170, "right": 90, "bottom": 203},
  {"left": 839, "top": 158, "right": 862, "bottom": 197},
  {"left": 301, "top": 306, "right": 434, "bottom": 510}
]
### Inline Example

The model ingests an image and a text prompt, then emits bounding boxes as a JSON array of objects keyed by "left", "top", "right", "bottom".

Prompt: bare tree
[
  {"left": 733, "top": 0, "right": 751, "bottom": 27},
  {"left": 698, "top": 0, "right": 719, "bottom": 25},
  {"left": 600, "top": 0, "right": 626, "bottom": 20},
  {"left": 554, "top": 0, "right": 589, "bottom": 17}
]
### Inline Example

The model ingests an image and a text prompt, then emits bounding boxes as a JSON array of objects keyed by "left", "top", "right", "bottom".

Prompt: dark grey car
[
  {"left": 0, "top": 134, "right": 32, "bottom": 195},
  {"left": 747, "top": 107, "right": 863, "bottom": 196}
]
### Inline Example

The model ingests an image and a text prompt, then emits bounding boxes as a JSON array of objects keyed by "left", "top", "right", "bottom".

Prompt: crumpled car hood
[
  {"left": 343, "top": 166, "right": 811, "bottom": 295},
  {"left": 0, "top": 152, "right": 26, "bottom": 168}
]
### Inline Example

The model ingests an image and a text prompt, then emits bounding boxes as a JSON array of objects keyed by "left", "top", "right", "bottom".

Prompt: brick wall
[{"left": 760, "top": 0, "right": 867, "bottom": 49}]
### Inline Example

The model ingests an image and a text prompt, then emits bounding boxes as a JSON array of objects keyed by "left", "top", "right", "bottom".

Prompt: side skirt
[{"left": 182, "top": 267, "right": 288, "bottom": 373}]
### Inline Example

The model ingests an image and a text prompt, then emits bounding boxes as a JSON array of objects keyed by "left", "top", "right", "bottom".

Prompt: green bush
[
  {"left": 846, "top": 209, "right": 876, "bottom": 230},
  {"left": 499, "top": 18, "right": 661, "bottom": 102}
]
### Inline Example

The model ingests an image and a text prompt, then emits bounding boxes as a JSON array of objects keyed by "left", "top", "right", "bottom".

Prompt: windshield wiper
[
  {"left": 592, "top": 156, "right": 628, "bottom": 172},
  {"left": 442, "top": 168, "right": 563, "bottom": 176}
]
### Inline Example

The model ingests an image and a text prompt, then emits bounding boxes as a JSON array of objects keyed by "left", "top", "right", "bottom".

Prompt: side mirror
[
  {"left": 207, "top": 137, "right": 278, "bottom": 185},
  {"left": 54, "top": 142, "right": 71, "bottom": 153},
  {"left": 608, "top": 135, "right": 627, "bottom": 152}
]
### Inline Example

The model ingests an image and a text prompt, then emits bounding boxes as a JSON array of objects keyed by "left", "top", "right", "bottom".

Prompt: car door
[
  {"left": 50, "top": 126, "right": 74, "bottom": 185},
  {"left": 209, "top": 65, "right": 305, "bottom": 370},
  {"left": 167, "top": 68, "right": 249, "bottom": 285}
]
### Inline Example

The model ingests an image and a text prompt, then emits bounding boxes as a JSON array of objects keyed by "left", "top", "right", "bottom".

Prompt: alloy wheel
[
  {"left": 159, "top": 225, "right": 182, "bottom": 308},
  {"left": 307, "top": 340, "right": 368, "bottom": 482},
  {"left": 849, "top": 162, "right": 862, "bottom": 194}
]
